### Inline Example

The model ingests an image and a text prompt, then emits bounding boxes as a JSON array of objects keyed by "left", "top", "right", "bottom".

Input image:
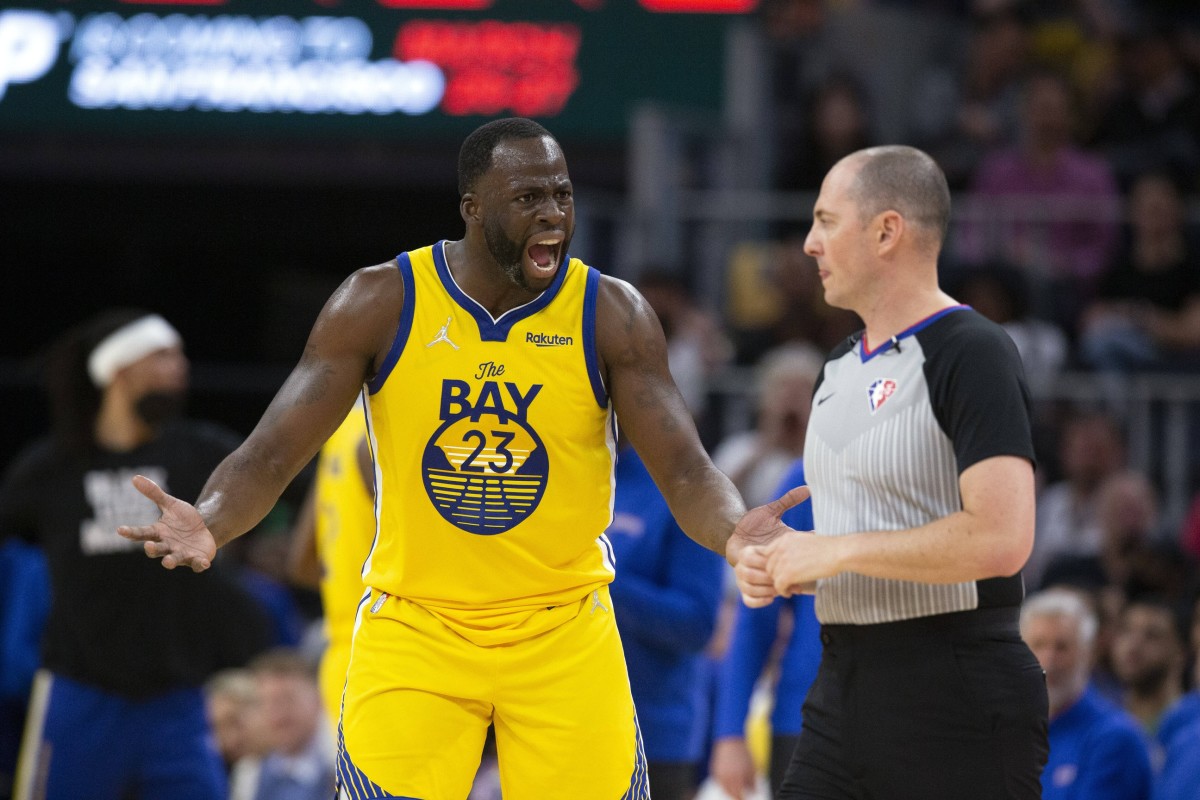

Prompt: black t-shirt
[
  {"left": 0, "top": 420, "right": 273, "bottom": 698},
  {"left": 1097, "top": 231, "right": 1200, "bottom": 312}
]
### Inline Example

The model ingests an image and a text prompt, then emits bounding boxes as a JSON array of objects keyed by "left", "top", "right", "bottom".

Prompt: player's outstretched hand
[
  {"left": 117, "top": 475, "right": 217, "bottom": 573},
  {"left": 727, "top": 486, "right": 810, "bottom": 608}
]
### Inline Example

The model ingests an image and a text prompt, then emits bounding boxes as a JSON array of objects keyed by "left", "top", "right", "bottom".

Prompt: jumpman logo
[
  {"left": 591, "top": 590, "right": 609, "bottom": 615},
  {"left": 426, "top": 316, "right": 459, "bottom": 350}
]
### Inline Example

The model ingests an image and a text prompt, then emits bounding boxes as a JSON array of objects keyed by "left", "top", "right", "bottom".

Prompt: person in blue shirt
[
  {"left": 710, "top": 457, "right": 822, "bottom": 799},
  {"left": 605, "top": 440, "right": 726, "bottom": 800},
  {"left": 0, "top": 540, "right": 50, "bottom": 799},
  {"left": 1020, "top": 587, "right": 1152, "bottom": 800},
  {"left": 1156, "top": 716, "right": 1200, "bottom": 800},
  {"left": 1156, "top": 591, "right": 1200, "bottom": 753}
]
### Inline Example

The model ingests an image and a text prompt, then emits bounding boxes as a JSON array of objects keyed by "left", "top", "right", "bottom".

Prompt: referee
[{"left": 734, "top": 146, "right": 1049, "bottom": 799}]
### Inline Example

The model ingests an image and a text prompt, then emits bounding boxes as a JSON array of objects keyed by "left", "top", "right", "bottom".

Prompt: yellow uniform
[
  {"left": 313, "top": 399, "right": 374, "bottom": 728},
  {"left": 338, "top": 242, "right": 648, "bottom": 800}
]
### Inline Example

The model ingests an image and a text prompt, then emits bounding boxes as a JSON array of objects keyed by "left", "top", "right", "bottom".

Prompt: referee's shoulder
[{"left": 921, "top": 307, "right": 1017, "bottom": 355}]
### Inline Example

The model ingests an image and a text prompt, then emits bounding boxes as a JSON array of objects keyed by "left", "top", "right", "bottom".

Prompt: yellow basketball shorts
[
  {"left": 319, "top": 638, "right": 352, "bottom": 737},
  {"left": 336, "top": 586, "right": 650, "bottom": 800}
]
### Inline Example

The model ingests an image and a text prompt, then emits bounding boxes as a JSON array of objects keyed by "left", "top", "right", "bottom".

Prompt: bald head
[{"left": 842, "top": 146, "right": 951, "bottom": 251}]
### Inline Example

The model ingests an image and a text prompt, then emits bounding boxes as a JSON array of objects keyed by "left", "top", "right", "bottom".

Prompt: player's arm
[
  {"left": 119, "top": 263, "right": 402, "bottom": 570},
  {"left": 596, "top": 277, "right": 798, "bottom": 566}
]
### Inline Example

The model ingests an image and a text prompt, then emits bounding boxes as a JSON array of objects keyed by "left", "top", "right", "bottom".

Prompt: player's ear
[{"left": 461, "top": 193, "right": 480, "bottom": 225}]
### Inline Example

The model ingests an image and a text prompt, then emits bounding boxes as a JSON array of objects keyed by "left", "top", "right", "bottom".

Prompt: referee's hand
[{"left": 117, "top": 474, "right": 217, "bottom": 573}]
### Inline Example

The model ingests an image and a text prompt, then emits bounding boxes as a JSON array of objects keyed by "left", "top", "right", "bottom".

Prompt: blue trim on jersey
[
  {"left": 367, "top": 253, "right": 417, "bottom": 395},
  {"left": 432, "top": 239, "right": 570, "bottom": 342},
  {"left": 859, "top": 304, "right": 970, "bottom": 362},
  {"left": 583, "top": 266, "right": 608, "bottom": 409}
]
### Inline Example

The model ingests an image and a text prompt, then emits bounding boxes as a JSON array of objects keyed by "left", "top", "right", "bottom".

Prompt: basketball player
[
  {"left": 118, "top": 118, "right": 799, "bottom": 798},
  {"left": 736, "top": 146, "right": 1049, "bottom": 798},
  {"left": 285, "top": 398, "right": 374, "bottom": 732}
]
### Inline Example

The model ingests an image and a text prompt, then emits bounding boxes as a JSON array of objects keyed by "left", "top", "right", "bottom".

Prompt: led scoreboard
[{"left": 0, "top": 0, "right": 758, "bottom": 141}]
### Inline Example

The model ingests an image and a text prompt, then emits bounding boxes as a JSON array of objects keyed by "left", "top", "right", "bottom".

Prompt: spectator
[
  {"left": 0, "top": 309, "right": 273, "bottom": 800},
  {"left": 956, "top": 68, "right": 1121, "bottom": 331},
  {"left": 246, "top": 648, "right": 335, "bottom": 800},
  {"left": 636, "top": 269, "right": 735, "bottom": 441},
  {"left": 708, "top": 457, "right": 822, "bottom": 800},
  {"left": 950, "top": 263, "right": 1069, "bottom": 396},
  {"left": 1041, "top": 469, "right": 1165, "bottom": 594},
  {"left": 1092, "top": 17, "right": 1200, "bottom": 192},
  {"left": 1079, "top": 170, "right": 1200, "bottom": 376},
  {"left": 759, "top": 0, "right": 863, "bottom": 192},
  {"left": 712, "top": 343, "right": 825, "bottom": 508},
  {"left": 1155, "top": 716, "right": 1200, "bottom": 800},
  {"left": 1156, "top": 590, "right": 1200, "bottom": 751},
  {"left": 908, "top": 2, "right": 1033, "bottom": 188},
  {"left": 1111, "top": 594, "right": 1188, "bottom": 742},
  {"left": 1020, "top": 587, "right": 1153, "bottom": 800},
  {"left": 605, "top": 438, "right": 726, "bottom": 800},
  {"left": 778, "top": 74, "right": 875, "bottom": 193},
  {"left": 204, "top": 668, "right": 269, "bottom": 800},
  {"left": 1029, "top": 408, "right": 1127, "bottom": 588},
  {"left": 0, "top": 541, "right": 49, "bottom": 800}
]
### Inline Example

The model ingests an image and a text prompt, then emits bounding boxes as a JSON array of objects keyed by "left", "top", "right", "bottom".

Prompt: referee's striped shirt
[{"left": 804, "top": 305, "right": 1035, "bottom": 625}]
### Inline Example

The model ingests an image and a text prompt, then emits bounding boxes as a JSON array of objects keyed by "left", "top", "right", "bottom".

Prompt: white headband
[{"left": 87, "top": 315, "right": 182, "bottom": 388}]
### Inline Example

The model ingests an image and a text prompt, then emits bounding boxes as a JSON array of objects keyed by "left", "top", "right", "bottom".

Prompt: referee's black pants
[{"left": 779, "top": 607, "right": 1048, "bottom": 800}]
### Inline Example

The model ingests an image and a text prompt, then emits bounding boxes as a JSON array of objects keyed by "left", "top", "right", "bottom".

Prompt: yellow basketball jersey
[
  {"left": 316, "top": 398, "right": 376, "bottom": 650},
  {"left": 314, "top": 399, "right": 375, "bottom": 725},
  {"left": 362, "top": 242, "right": 616, "bottom": 645}
]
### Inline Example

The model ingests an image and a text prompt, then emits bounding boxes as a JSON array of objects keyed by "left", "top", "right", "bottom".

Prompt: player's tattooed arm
[{"left": 595, "top": 275, "right": 745, "bottom": 556}]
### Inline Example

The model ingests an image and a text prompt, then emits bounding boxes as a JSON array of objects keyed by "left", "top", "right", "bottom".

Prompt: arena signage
[{"left": 0, "top": 1, "right": 755, "bottom": 140}]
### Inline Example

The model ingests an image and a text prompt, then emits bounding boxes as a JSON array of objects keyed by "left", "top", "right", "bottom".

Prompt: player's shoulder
[{"left": 594, "top": 272, "right": 650, "bottom": 321}]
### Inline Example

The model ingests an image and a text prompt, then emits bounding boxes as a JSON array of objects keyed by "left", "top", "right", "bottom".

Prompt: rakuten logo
[{"left": 0, "top": 10, "right": 65, "bottom": 102}]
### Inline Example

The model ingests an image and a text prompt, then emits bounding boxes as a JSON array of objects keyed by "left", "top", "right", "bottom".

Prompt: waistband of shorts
[{"left": 819, "top": 606, "right": 1020, "bottom": 645}]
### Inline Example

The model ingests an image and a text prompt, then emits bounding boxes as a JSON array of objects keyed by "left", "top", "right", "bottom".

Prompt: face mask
[{"left": 134, "top": 391, "right": 186, "bottom": 427}]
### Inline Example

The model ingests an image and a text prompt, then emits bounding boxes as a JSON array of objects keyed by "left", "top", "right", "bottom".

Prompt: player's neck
[{"left": 444, "top": 238, "right": 541, "bottom": 318}]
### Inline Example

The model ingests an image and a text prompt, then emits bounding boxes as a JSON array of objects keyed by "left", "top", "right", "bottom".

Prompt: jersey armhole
[
  {"left": 367, "top": 253, "right": 416, "bottom": 396},
  {"left": 582, "top": 267, "right": 608, "bottom": 409}
]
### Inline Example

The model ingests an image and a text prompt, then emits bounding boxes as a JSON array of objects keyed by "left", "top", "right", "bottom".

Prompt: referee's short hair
[{"left": 847, "top": 146, "right": 951, "bottom": 250}]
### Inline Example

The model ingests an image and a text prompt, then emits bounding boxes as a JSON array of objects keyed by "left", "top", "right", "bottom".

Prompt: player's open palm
[{"left": 117, "top": 474, "right": 217, "bottom": 572}]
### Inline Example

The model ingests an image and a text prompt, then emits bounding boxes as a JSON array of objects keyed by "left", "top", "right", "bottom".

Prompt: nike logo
[{"left": 817, "top": 392, "right": 835, "bottom": 405}]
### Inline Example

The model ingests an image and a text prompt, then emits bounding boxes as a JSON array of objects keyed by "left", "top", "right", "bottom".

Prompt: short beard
[
  {"left": 134, "top": 391, "right": 185, "bottom": 428},
  {"left": 1123, "top": 662, "right": 1172, "bottom": 697},
  {"left": 483, "top": 217, "right": 531, "bottom": 291}
]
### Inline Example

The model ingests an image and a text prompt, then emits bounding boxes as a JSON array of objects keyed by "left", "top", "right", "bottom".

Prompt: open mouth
[{"left": 526, "top": 233, "right": 564, "bottom": 275}]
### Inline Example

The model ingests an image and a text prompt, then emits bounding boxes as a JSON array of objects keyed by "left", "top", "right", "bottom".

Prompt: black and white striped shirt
[{"left": 804, "top": 306, "right": 1034, "bottom": 625}]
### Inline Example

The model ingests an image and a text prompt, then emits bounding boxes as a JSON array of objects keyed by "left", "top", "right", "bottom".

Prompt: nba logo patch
[{"left": 867, "top": 379, "right": 897, "bottom": 414}]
